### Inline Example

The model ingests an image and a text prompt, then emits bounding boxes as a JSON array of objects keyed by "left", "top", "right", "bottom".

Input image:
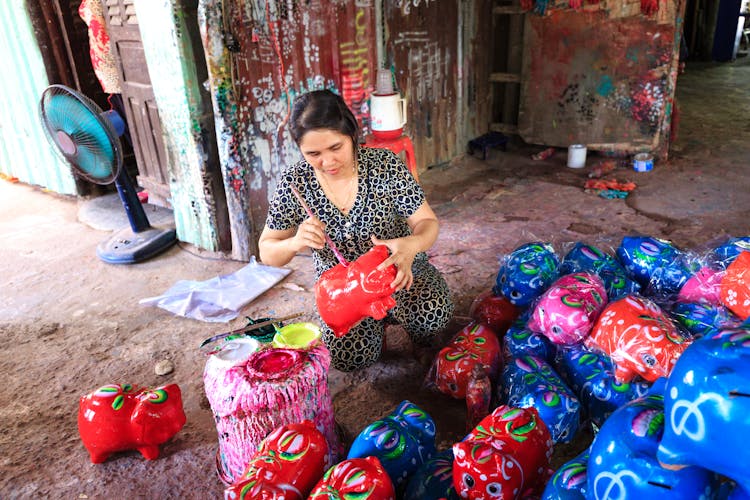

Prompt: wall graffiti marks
[
  {"left": 630, "top": 76, "right": 665, "bottom": 133},
  {"left": 557, "top": 80, "right": 597, "bottom": 124},
  {"left": 339, "top": 6, "right": 372, "bottom": 131},
  {"left": 395, "top": 0, "right": 435, "bottom": 16},
  {"left": 395, "top": 31, "right": 449, "bottom": 103},
  {"left": 303, "top": 37, "right": 320, "bottom": 70}
]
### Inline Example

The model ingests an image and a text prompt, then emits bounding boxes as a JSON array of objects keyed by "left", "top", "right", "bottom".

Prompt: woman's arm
[
  {"left": 258, "top": 217, "right": 327, "bottom": 267},
  {"left": 372, "top": 202, "right": 439, "bottom": 290}
]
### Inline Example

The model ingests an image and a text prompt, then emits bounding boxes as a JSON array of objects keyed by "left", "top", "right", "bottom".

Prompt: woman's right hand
[{"left": 293, "top": 217, "right": 327, "bottom": 251}]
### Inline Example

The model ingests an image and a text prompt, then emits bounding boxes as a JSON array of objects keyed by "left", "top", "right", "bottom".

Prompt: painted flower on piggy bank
[
  {"left": 500, "top": 354, "right": 581, "bottom": 443},
  {"left": 588, "top": 389, "right": 720, "bottom": 499},
  {"left": 404, "top": 449, "right": 459, "bottom": 500},
  {"left": 561, "top": 242, "right": 641, "bottom": 300},
  {"left": 616, "top": 236, "right": 697, "bottom": 296},
  {"left": 541, "top": 449, "right": 589, "bottom": 500},
  {"left": 224, "top": 420, "right": 328, "bottom": 500},
  {"left": 309, "top": 456, "right": 395, "bottom": 499},
  {"left": 347, "top": 400, "right": 436, "bottom": 488},
  {"left": 527, "top": 271, "right": 608, "bottom": 345},
  {"left": 494, "top": 242, "right": 560, "bottom": 307},
  {"left": 554, "top": 345, "right": 651, "bottom": 427},
  {"left": 585, "top": 295, "right": 692, "bottom": 383},
  {"left": 452, "top": 405, "right": 553, "bottom": 500},
  {"left": 78, "top": 383, "right": 186, "bottom": 464}
]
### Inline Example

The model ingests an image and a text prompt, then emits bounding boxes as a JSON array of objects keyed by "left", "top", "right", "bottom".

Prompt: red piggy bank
[
  {"left": 315, "top": 245, "right": 397, "bottom": 337},
  {"left": 453, "top": 405, "right": 553, "bottom": 500},
  {"left": 309, "top": 456, "right": 395, "bottom": 499},
  {"left": 224, "top": 420, "right": 328, "bottom": 499},
  {"left": 425, "top": 322, "right": 502, "bottom": 429},
  {"left": 585, "top": 295, "right": 692, "bottom": 383},
  {"left": 78, "top": 383, "right": 186, "bottom": 463},
  {"left": 469, "top": 290, "right": 521, "bottom": 334}
]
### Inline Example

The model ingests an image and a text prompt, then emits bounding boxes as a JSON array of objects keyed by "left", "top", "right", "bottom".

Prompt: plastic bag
[{"left": 139, "top": 257, "right": 291, "bottom": 322}]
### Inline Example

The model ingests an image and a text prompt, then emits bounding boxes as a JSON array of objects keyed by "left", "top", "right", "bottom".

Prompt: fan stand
[{"left": 95, "top": 167, "right": 177, "bottom": 264}]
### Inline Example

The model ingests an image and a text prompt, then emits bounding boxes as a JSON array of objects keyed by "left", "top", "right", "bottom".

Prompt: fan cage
[{"left": 39, "top": 84, "right": 123, "bottom": 185}]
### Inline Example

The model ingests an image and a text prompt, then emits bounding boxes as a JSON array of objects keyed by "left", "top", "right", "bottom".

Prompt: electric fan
[{"left": 39, "top": 84, "right": 177, "bottom": 264}]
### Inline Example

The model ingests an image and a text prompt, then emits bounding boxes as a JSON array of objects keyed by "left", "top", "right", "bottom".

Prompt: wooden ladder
[{"left": 489, "top": 0, "right": 525, "bottom": 136}]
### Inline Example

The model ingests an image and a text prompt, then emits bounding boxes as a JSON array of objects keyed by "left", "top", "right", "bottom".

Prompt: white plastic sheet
[{"left": 139, "top": 257, "right": 291, "bottom": 322}]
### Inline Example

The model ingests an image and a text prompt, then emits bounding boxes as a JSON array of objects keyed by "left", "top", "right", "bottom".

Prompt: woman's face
[{"left": 298, "top": 129, "right": 355, "bottom": 177}]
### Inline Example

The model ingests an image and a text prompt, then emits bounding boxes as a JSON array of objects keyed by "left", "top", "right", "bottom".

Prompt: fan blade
[{"left": 45, "top": 93, "right": 115, "bottom": 180}]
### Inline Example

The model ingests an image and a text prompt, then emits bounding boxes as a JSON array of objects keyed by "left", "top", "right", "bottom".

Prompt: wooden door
[{"left": 102, "top": 0, "right": 171, "bottom": 207}]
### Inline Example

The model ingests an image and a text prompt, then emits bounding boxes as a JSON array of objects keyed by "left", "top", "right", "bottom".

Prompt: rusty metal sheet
[
  {"left": 200, "top": 0, "right": 376, "bottom": 261},
  {"left": 385, "top": 0, "right": 461, "bottom": 170},
  {"left": 518, "top": 3, "right": 684, "bottom": 158}
]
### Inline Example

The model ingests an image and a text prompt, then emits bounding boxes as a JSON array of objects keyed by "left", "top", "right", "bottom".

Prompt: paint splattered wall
[
  {"left": 518, "top": 1, "right": 685, "bottom": 158},
  {"left": 199, "top": 0, "right": 376, "bottom": 260},
  {"left": 384, "top": 0, "right": 492, "bottom": 170}
]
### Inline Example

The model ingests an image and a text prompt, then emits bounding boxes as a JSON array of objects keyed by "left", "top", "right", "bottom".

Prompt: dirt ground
[{"left": 2, "top": 57, "right": 749, "bottom": 498}]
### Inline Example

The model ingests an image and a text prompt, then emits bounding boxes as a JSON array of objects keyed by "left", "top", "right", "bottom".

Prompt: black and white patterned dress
[{"left": 265, "top": 147, "right": 454, "bottom": 371}]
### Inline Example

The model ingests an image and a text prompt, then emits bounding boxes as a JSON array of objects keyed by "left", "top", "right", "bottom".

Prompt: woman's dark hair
[{"left": 290, "top": 90, "right": 359, "bottom": 147}]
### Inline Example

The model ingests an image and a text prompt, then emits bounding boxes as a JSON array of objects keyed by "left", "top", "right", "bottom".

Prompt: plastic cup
[
  {"left": 272, "top": 322, "right": 322, "bottom": 349},
  {"left": 567, "top": 144, "right": 587, "bottom": 168}
]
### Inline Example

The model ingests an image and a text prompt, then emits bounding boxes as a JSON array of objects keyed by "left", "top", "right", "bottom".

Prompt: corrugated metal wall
[{"left": 0, "top": 0, "right": 77, "bottom": 194}]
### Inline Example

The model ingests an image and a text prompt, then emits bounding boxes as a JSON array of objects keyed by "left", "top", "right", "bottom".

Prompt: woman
[{"left": 259, "top": 90, "right": 453, "bottom": 371}]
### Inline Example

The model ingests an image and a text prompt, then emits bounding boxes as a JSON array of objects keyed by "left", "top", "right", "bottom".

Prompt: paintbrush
[
  {"left": 199, "top": 312, "right": 304, "bottom": 353},
  {"left": 289, "top": 184, "right": 349, "bottom": 267}
]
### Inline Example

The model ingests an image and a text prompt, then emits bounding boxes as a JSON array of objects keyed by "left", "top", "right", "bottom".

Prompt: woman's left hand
[{"left": 371, "top": 235, "right": 418, "bottom": 291}]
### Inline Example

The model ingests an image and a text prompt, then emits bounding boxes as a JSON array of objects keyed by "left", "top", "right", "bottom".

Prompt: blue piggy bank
[
  {"left": 499, "top": 354, "right": 580, "bottom": 443},
  {"left": 561, "top": 242, "right": 641, "bottom": 300},
  {"left": 403, "top": 449, "right": 459, "bottom": 500},
  {"left": 670, "top": 301, "right": 740, "bottom": 338},
  {"left": 348, "top": 400, "right": 436, "bottom": 489},
  {"left": 503, "top": 318, "right": 554, "bottom": 362},
  {"left": 588, "top": 386, "right": 720, "bottom": 499},
  {"left": 657, "top": 327, "right": 750, "bottom": 499},
  {"left": 494, "top": 242, "right": 560, "bottom": 307},
  {"left": 554, "top": 344, "right": 651, "bottom": 428},
  {"left": 713, "top": 236, "right": 750, "bottom": 268},
  {"left": 541, "top": 448, "right": 589, "bottom": 500},
  {"left": 616, "top": 236, "right": 697, "bottom": 296}
]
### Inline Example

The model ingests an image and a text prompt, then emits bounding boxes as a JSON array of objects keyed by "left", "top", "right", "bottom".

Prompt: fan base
[{"left": 96, "top": 225, "right": 177, "bottom": 264}]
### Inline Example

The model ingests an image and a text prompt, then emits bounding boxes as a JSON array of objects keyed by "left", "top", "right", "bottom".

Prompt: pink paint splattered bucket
[{"left": 203, "top": 343, "right": 340, "bottom": 483}]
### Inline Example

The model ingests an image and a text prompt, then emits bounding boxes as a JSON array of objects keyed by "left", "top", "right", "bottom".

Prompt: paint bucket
[
  {"left": 567, "top": 144, "right": 587, "bottom": 168},
  {"left": 204, "top": 343, "right": 340, "bottom": 483},
  {"left": 633, "top": 153, "right": 654, "bottom": 172},
  {"left": 206, "top": 337, "right": 260, "bottom": 371}
]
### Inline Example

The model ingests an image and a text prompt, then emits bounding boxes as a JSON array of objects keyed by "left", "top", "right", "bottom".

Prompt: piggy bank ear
[
  {"left": 395, "top": 401, "right": 436, "bottom": 441},
  {"left": 131, "top": 385, "right": 178, "bottom": 427}
]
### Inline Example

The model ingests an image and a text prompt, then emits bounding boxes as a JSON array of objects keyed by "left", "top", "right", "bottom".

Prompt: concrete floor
[{"left": 1, "top": 56, "right": 749, "bottom": 497}]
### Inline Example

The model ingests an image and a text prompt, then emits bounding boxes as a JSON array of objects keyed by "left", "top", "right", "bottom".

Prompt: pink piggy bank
[
  {"left": 527, "top": 272, "right": 608, "bottom": 345},
  {"left": 224, "top": 420, "right": 328, "bottom": 499},
  {"left": 78, "top": 383, "right": 186, "bottom": 463},
  {"left": 316, "top": 245, "right": 397, "bottom": 337},
  {"left": 585, "top": 295, "right": 692, "bottom": 383},
  {"left": 453, "top": 405, "right": 553, "bottom": 499}
]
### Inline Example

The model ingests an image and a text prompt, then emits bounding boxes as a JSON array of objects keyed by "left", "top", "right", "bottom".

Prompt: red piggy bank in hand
[
  {"left": 316, "top": 245, "right": 397, "bottom": 337},
  {"left": 78, "top": 383, "right": 186, "bottom": 463}
]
